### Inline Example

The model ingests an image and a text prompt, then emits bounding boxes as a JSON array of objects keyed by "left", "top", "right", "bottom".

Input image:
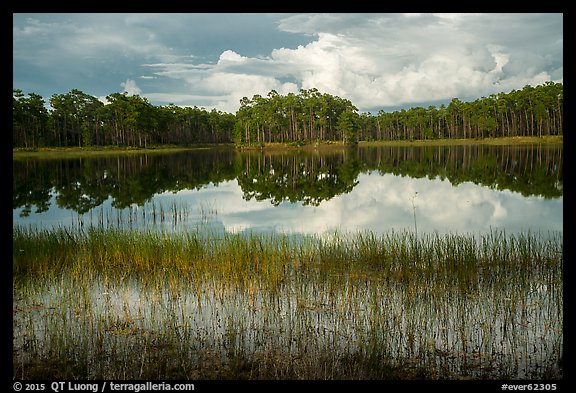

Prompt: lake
[
  {"left": 12, "top": 142, "right": 564, "bottom": 380},
  {"left": 13, "top": 143, "right": 563, "bottom": 238}
]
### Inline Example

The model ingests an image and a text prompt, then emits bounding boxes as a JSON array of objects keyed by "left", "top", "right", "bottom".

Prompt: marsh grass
[
  {"left": 13, "top": 226, "right": 562, "bottom": 380},
  {"left": 81, "top": 200, "right": 193, "bottom": 231}
]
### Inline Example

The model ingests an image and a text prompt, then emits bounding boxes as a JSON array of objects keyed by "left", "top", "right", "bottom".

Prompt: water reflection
[{"left": 13, "top": 144, "right": 563, "bottom": 236}]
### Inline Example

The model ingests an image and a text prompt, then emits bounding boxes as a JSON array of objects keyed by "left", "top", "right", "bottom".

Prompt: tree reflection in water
[{"left": 13, "top": 144, "right": 562, "bottom": 236}]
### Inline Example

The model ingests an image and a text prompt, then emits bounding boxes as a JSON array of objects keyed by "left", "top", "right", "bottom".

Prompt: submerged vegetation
[{"left": 13, "top": 225, "right": 563, "bottom": 380}]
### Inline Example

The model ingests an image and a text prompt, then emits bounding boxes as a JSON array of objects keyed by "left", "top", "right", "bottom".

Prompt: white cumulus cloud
[
  {"left": 13, "top": 13, "right": 562, "bottom": 113},
  {"left": 142, "top": 13, "right": 561, "bottom": 113},
  {"left": 120, "top": 78, "right": 142, "bottom": 96}
]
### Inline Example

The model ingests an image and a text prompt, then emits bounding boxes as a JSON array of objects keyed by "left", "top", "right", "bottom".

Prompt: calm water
[
  {"left": 13, "top": 144, "right": 563, "bottom": 237},
  {"left": 13, "top": 143, "right": 564, "bottom": 379}
]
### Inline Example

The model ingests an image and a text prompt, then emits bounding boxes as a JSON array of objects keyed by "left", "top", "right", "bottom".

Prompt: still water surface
[
  {"left": 12, "top": 143, "right": 564, "bottom": 379},
  {"left": 13, "top": 143, "right": 563, "bottom": 237}
]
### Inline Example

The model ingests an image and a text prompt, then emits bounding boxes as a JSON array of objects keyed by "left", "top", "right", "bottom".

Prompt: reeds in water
[{"left": 13, "top": 226, "right": 562, "bottom": 379}]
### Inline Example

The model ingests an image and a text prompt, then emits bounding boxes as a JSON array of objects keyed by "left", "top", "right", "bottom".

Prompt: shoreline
[{"left": 12, "top": 135, "right": 562, "bottom": 157}]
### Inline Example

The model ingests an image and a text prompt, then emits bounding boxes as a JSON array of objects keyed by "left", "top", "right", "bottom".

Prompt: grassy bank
[
  {"left": 238, "top": 135, "right": 563, "bottom": 151},
  {"left": 13, "top": 226, "right": 563, "bottom": 380},
  {"left": 12, "top": 144, "right": 234, "bottom": 159},
  {"left": 13, "top": 136, "right": 562, "bottom": 158},
  {"left": 359, "top": 135, "right": 563, "bottom": 147}
]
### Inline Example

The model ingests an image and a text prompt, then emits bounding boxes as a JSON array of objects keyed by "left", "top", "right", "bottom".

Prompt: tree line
[
  {"left": 367, "top": 81, "right": 563, "bottom": 141},
  {"left": 13, "top": 81, "right": 562, "bottom": 149},
  {"left": 12, "top": 89, "right": 235, "bottom": 148}
]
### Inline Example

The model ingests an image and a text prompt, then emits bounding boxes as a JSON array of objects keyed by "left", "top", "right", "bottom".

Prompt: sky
[{"left": 13, "top": 13, "right": 563, "bottom": 114}]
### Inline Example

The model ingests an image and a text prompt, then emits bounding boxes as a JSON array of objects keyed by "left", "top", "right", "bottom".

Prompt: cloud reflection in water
[{"left": 165, "top": 171, "right": 562, "bottom": 237}]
